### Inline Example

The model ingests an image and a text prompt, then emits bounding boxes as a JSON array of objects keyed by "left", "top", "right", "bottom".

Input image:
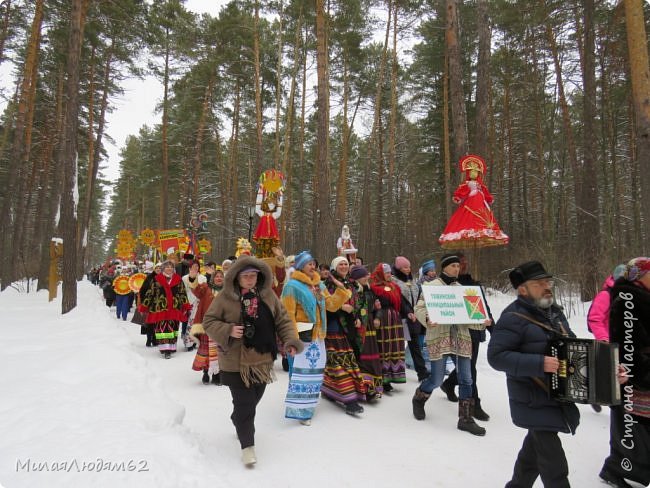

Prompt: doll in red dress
[
  {"left": 252, "top": 170, "right": 284, "bottom": 257},
  {"left": 439, "top": 155, "right": 509, "bottom": 249}
]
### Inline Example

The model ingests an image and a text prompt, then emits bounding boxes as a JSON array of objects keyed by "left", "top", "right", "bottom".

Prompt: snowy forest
[{"left": 0, "top": 0, "right": 649, "bottom": 312}]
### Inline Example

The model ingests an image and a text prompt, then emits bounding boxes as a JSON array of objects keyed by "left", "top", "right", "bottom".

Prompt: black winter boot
[
  {"left": 212, "top": 372, "right": 222, "bottom": 385},
  {"left": 440, "top": 378, "right": 459, "bottom": 402},
  {"left": 457, "top": 399, "right": 486, "bottom": 436},
  {"left": 412, "top": 388, "right": 431, "bottom": 420},
  {"left": 202, "top": 370, "right": 210, "bottom": 385},
  {"left": 473, "top": 398, "right": 490, "bottom": 421}
]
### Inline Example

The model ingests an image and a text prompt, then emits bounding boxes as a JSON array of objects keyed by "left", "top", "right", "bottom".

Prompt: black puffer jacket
[
  {"left": 610, "top": 278, "right": 650, "bottom": 392},
  {"left": 488, "top": 295, "right": 580, "bottom": 434}
]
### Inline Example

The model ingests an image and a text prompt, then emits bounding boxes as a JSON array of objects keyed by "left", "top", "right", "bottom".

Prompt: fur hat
[{"left": 509, "top": 261, "right": 552, "bottom": 288}]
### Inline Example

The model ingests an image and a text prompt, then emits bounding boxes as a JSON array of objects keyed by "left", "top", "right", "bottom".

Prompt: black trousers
[
  {"left": 505, "top": 430, "right": 569, "bottom": 488},
  {"left": 228, "top": 382, "right": 267, "bottom": 449},
  {"left": 406, "top": 320, "right": 428, "bottom": 381},
  {"left": 446, "top": 328, "right": 481, "bottom": 399},
  {"left": 601, "top": 405, "right": 650, "bottom": 486}
]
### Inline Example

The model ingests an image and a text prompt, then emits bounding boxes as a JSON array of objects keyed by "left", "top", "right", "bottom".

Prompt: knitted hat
[
  {"left": 294, "top": 250, "right": 315, "bottom": 270},
  {"left": 394, "top": 256, "right": 411, "bottom": 271},
  {"left": 381, "top": 263, "right": 392, "bottom": 274},
  {"left": 421, "top": 259, "right": 436, "bottom": 274},
  {"left": 330, "top": 256, "right": 349, "bottom": 271},
  {"left": 349, "top": 265, "right": 369, "bottom": 281},
  {"left": 612, "top": 264, "right": 627, "bottom": 281},
  {"left": 440, "top": 254, "right": 461, "bottom": 270},
  {"left": 625, "top": 257, "right": 650, "bottom": 282}
]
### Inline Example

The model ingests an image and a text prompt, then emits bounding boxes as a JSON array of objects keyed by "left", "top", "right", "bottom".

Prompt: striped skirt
[
  {"left": 285, "top": 339, "right": 326, "bottom": 420},
  {"left": 321, "top": 324, "right": 367, "bottom": 404},
  {"left": 192, "top": 334, "right": 219, "bottom": 373},
  {"left": 376, "top": 308, "right": 406, "bottom": 384},
  {"left": 155, "top": 320, "right": 179, "bottom": 353},
  {"left": 357, "top": 323, "right": 384, "bottom": 398}
]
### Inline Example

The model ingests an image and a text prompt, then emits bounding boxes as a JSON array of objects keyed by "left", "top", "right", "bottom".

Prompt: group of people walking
[{"left": 91, "top": 250, "right": 650, "bottom": 488}]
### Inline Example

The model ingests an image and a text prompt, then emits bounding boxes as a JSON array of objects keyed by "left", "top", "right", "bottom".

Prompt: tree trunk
[
  {"left": 280, "top": 8, "right": 302, "bottom": 244},
  {"left": 314, "top": 0, "right": 330, "bottom": 259},
  {"left": 446, "top": 0, "right": 468, "bottom": 171},
  {"left": 578, "top": 0, "right": 600, "bottom": 299},
  {"left": 79, "top": 41, "right": 113, "bottom": 275},
  {"left": 229, "top": 80, "right": 241, "bottom": 233},
  {"left": 0, "top": 0, "right": 11, "bottom": 66},
  {"left": 160, "top": 28, "right": 171, "bottom": 229},
  {"left": 388, "top": 1, "right": 398, "bottom": 246},
  {"left": 474, "top": 0, "right": 490, "bottom": 157},
  {"left": 60, "top": 0, "right": 88, "bottom": 313},
  {"left": 625, "top": 0, "right": 650, "bottom": 253},
  {"left": 36, "top": 67, "right": 66, "bottom": 292},
  {"left": 335, "top": 49, "right": 350, "bottom": 225},
  {"left": 273, "top": 0, "right": 284, "bottom": 169},
  {"left": 254, "top": 0, "right": 263, "bottom": 177},
  {"left": 443, "top": 50, "right": 451, "bottom": 220},
  {"left": 0, "top": 0, "right": 43, "bottom": 289},
  {"left": 192, "top": 76, "right": 214, "bottom": 209}
]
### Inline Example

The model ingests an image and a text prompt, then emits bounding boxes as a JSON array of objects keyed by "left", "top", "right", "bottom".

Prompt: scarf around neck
[{"left": 282, "top": 270, "right": 327, "bottom": 334}]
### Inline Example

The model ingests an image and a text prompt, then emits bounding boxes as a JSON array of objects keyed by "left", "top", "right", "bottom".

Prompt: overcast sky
[{"left": 103, "top": 0, "right": 228, "bottom": 182}]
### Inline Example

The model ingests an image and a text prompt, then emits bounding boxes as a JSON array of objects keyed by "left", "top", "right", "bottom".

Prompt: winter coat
[
  {"left": 609, "top": 278, "right": 650, "bottom": 393},
  {"left": 487, "top": 295, "right": 580, "bottom": 434},
  {"left": 392, "top": 269, "right": 424, "bottom": 337},
  {"left": 139, "top": 272, "right": 191, "bottom": 324},
  {"left": 587, "top": 275, "right": 615, "bottom": 342},
  {"left": 203, "top": 256, "right": 303, "bottom": 380}
]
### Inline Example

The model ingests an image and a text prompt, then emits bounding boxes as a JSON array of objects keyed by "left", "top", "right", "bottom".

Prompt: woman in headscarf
[
  {"left": 370, "top": 263, "right": 407, "bottom": 391},
  {"left": 140, "top": 260, "right": 191, "bottom": 359},
  {"left": 203, "top": 256, "right": 303, "bottom": 467},
  {"left": 281, "top": 250, "right": 351, "bottom": 425},
  {"left": 321, "top": 256, "right": 368, "bottom": 415},
  {"left": 598, "top": 257, "right": 649, "bottom": 488},
  {"left": 190, "top": 266, "right": 224, "bottom": 385},
  {"left": 349, "top": 264, "right": 384, "bottom": 401}
]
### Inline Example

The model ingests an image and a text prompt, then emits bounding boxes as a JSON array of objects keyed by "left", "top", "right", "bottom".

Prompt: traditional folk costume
[
  {"left": 439, "top": 155, "right": 509, "bottom": 249},
  {"left": 190, "top": 279, "right": 222, "bottom": 384},
  {"left": 182, "top": 270, "right": 207, "bottom": 350},
  {"left": 349, "top": 266, "right": 384, "bottom": 400},
  {"left": 321, "top": 258, "right": 368, "bottom": 412},
  {"left": 281, "top": 252, "right": 351, "bottom": 422},
  {"left": 140, "top": 269, "right": 191, "bottom": 357},
  {"left": 370, "top": 263, "right": 406, "bottom": 389}
]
